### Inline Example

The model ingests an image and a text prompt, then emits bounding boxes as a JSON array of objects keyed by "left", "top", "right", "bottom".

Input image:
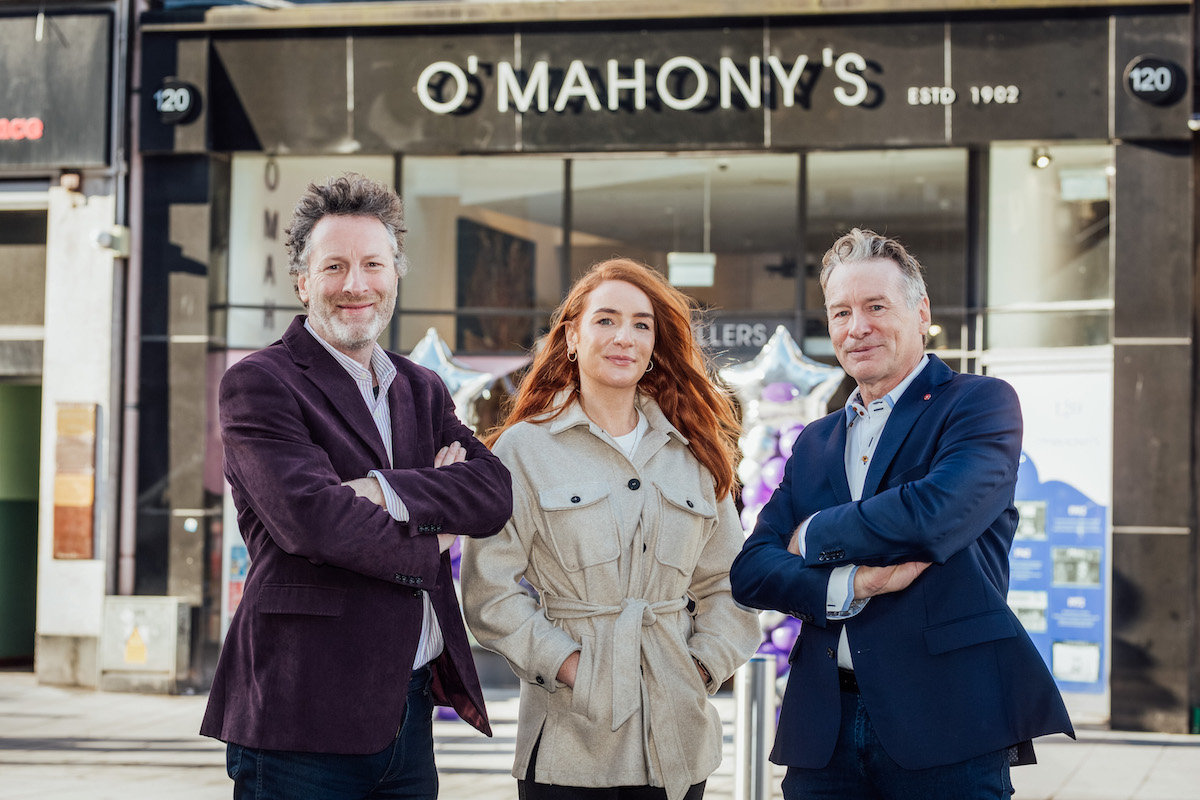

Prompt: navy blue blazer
[{"left": 730, "top": 355, "right": 1073, "bottom": 770}]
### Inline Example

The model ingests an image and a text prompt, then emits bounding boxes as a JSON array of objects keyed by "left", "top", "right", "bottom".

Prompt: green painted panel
[{"left": 0, "top": 384, "right": 40, "bottom": 501}]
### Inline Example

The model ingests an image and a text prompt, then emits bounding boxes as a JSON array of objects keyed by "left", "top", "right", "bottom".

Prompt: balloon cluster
[
  {"left": 719, "top": 326, "right": 844, "bottom": 684},
  {"left": 720, "top": 326, "right": 844, "bottom": 533}
]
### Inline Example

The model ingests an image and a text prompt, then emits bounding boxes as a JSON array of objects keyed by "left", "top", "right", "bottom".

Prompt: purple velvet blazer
[{"left": 201, "top": 316, "right": 512, "bottom": 753}]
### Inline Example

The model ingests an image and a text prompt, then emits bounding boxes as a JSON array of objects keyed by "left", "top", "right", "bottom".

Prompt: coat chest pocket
[
  {"left": 537, "top": 483, "right": 620, "bottom": 572},
  {"left": 653, "top": 483, "right": 715, "bottom": 573}
]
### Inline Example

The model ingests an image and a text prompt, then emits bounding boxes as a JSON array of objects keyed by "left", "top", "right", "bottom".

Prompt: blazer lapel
[
  {"left": 860, "top": 356, "right": 954, "bottom": 498},
  {"left": 388, "top": 360, "right": 421, "bottom": 469},
  {"left": 284, "top": 316, "right": 391, "bottom": 468}
]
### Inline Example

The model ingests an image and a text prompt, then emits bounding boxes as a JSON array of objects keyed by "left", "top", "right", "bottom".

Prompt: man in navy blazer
[
  {"left": 201, "top": 174, "right": 512, "bottom": 799},
  {"left": 730, "top": 229, "right": 1072, "bottom": 798}
]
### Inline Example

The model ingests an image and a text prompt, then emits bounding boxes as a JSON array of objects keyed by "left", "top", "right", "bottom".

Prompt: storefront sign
[
  {"left": 151, "top": 11, "right": 1188, "bottom": 155},
  {"left": 415, "top": 50, "right": 876, "bottom": 116},
  {"left": 0, "top": 12, "right": 111, "bottom": 168}
]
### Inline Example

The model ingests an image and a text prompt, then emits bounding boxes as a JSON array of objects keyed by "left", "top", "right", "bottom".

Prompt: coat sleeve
[
  {"left": 685, "top": 493, "right": 764, "bottom": 691},
  {"left": 729, "top": 435, "right": 842, "bottom": 627},
  {"left": 220, "top": 358, "right": 441, "bottom": 584},
  {"left": 460, "top": 472, "right": 581, "bottom": 692},
  {"left": 373, "top": 374, "right": 513, "bottom": 539},
  {"left": 804, "top": 377, "right": 1022, "bottom": 567}
]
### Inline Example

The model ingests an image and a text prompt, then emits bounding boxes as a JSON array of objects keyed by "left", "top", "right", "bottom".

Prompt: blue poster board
[{"left": 1011, "top": 452, "right": 1107, "bottom": 694}]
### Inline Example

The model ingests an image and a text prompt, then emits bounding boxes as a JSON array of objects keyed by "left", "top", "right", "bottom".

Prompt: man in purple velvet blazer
[{"left": 201, "top": 174, "right": 512, "bottom": 799}]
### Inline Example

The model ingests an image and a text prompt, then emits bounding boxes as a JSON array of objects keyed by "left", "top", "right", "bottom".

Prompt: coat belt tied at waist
[{"left": 542, "top": 593, "right": 693, "bottom": 800}]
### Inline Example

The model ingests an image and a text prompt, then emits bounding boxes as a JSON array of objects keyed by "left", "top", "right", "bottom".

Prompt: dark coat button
[
  {"left": 628, "top": 479, "right": 640, "bottom": 490},
  {"left": 413, "top": 589, "right": 423, "bottom": 597},
  {"left": 826, "top": 648, "right": 836, "bottom": 659},
  {"left": 571, "top": 496, "right": 581, "bottom": 503},
  {"left": 536, "top": 675, "right": 545, "bottom": 685},
  {"left": 686, "top": 500, "right": 694, "bottom": 508}
]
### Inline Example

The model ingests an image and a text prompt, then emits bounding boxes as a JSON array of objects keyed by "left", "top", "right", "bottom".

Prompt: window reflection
[
  {"left": 806, "top": 149, "right": 969, "bottom": 355},
  {"left": 986, "top": 143, "right": 1113, "bottom": 349}
]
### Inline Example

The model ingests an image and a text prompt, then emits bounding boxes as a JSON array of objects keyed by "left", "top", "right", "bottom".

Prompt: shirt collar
[
  {"left": 303, "top": 318, "right": 396, "bottom": 392},
  {"left": 843, "top": 354, "right": 930, "bottom": 427},
  {"left": 546, "top": 388, "right": 686, "bottom": 444}
]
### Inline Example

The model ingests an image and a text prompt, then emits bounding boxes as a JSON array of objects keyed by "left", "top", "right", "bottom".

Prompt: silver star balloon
[
  {"left": 719, "top": 325, "right": 844, "bottom": 428},
  {"left": 406, "top": 328, "right": 494, "bottom": 431},
  {"left": 721, "top": 326, "right": 844, "bottom": 533}
]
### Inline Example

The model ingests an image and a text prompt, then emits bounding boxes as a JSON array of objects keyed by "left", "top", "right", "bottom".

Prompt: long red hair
[{"left": 485, "top": 258, "right": 741, "bottom": 498}]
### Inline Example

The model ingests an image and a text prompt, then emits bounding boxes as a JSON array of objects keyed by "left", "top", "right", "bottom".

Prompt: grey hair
[
  {"left": 819, "top": 228, "right": 928, "bottom": 310},
  {"left": 285, "top": 173, "right": 408, "bottom": 301}
]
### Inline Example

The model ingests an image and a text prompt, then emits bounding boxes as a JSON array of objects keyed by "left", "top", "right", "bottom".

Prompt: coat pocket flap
[
  {"left": 538, "top": 482, "right": 610, "bottom": 511},
  {"left": 655, "top": 483, "right": 716, "bottom": 518},
  {"left": 257, "top": 583, "right": 346, "bottom": 617},
  {"left": 923, "top": 610, "right": 1017, "bottom": 655}
]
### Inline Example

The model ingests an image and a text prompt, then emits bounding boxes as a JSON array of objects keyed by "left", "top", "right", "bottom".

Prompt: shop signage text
[
  {"left": 417, "top": 50, "right": 875, "bottom": 115},
  {"left": 0, "top": 118, "right": 45, "bottom": 141}
]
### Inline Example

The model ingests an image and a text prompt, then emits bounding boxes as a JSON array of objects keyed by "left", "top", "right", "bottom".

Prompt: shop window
[
  {"left": 571, "top": 154, "right": 800, "bottom": 364},
  {"left": 401, "top": 157, "right": 563, "bottom": 354},
  {"left": 0, "top": 210, "right": 48, "bottom": 327},
  {"left": 806, "top": 149, "right": 969, "bottom": 356},
  {"left": 986, "top": 143, "right": 1113, "bottom": 349}
]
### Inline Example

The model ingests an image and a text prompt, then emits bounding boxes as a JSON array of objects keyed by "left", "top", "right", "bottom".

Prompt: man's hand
[
  {"left": 341, "top": 477, "right": 386, "bottom": 508},
  {"left": 433, "top": 441, "right": 466, "bottom": 467},
  {"left": 853, "top": 561, "right": 931, "bottom": 599},
  {"left": 787, "top": 524, "right": 803, "bottom": 556}
]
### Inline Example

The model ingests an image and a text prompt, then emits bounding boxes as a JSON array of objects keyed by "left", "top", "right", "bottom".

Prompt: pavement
[{"left": 2, "top": 668, "right": 1199, "bottom": 799}]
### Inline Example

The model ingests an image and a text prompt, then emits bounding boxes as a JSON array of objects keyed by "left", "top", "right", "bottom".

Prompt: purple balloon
[
  {"left": 760, "top": 456, "right": 787, "bottom": 489},
  {"left": 740, "top": 504, "right": 761, "bottom": 533},
  {"left": 761, "top": 382, "right": 801, "bottom": 403},
  {"left": 771, "top": 624, "right": 800, "bottom": 652},
  {"left": 741, "top": 477, "right": 774, "bottom": 508},
  {"left": 779, "top": 422, "right": 806, "bottom": 453}
]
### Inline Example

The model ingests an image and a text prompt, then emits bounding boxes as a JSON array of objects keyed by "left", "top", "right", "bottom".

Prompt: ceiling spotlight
[{"left": 1032, "top": 147, "right": 1052, "bottom": 169}]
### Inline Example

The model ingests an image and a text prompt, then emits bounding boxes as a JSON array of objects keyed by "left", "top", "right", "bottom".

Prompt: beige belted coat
[{"left": 461, "top": 392, "right": 762, "bottom": 800}]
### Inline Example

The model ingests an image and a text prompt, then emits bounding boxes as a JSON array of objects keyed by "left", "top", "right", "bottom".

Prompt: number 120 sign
[
  {"left": 1123, "top": 55, "right": 1185, "bottom": 107},
  {"left": 154, "top": 79, "right": 201, "bottom": 125}
]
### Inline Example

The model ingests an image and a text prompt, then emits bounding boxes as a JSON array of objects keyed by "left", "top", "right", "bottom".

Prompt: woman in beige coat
[{"left": 461, "top": 258, "right": 762, "bottom": 800}]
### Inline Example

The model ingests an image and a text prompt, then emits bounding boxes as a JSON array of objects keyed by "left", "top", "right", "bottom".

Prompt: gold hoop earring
[
  {"left": 645, "top": 359, "right": 654, "bottom": 373},
  {"left": 567, "top": 350, "right": 577, "bottom": 362}
]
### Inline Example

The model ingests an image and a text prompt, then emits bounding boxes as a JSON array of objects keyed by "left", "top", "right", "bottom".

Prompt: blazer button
[
  {"left": 686, "top": 500, "right": 694, "bottom": 508},
  {"left": 536, "top": 675, "right": 545, "bottom": 685},
  {"left": 826, "top": 648, "right": 836, "bottom": 659},
  {"left": 627, "top": 478, "right": 641, "bottom": 490},
  {"left": 413, "top": 589, "right": 423, "bottom": 597},
  {"left": 571, "top": 496, "right": 581, "bottom": 503}
]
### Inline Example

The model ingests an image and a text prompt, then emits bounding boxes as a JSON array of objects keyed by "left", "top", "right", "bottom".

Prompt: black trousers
[{"left": 517, "top": 734, "right": 706, "bottom": 800}]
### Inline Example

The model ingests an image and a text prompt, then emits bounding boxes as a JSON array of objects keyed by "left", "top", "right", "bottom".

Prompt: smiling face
[
  {"left": 566, "top": 279, "right": 656, "bottom": 402},
  {"left": 825, "top": 257, "right": 930, "bottom": 404},
  {"left": 296, "top": 214, "right": 398, "bottom": 364}
]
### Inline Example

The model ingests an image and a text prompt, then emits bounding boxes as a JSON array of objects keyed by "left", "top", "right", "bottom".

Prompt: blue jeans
[
  {"left": 781, "top": 689, "right": 1013, "bottom": 800},
  {"left": 226, "top": 666, "right": 437, "bottom": 800}
]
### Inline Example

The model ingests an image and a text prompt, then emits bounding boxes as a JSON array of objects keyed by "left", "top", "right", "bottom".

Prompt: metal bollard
[{"left": 733, "top": 654, "right": 777, "bottom": 800}]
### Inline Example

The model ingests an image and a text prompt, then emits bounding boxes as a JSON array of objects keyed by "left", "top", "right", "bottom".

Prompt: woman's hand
[{"left": 557, "top": 651, "right": 580, "bottom": 688}]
